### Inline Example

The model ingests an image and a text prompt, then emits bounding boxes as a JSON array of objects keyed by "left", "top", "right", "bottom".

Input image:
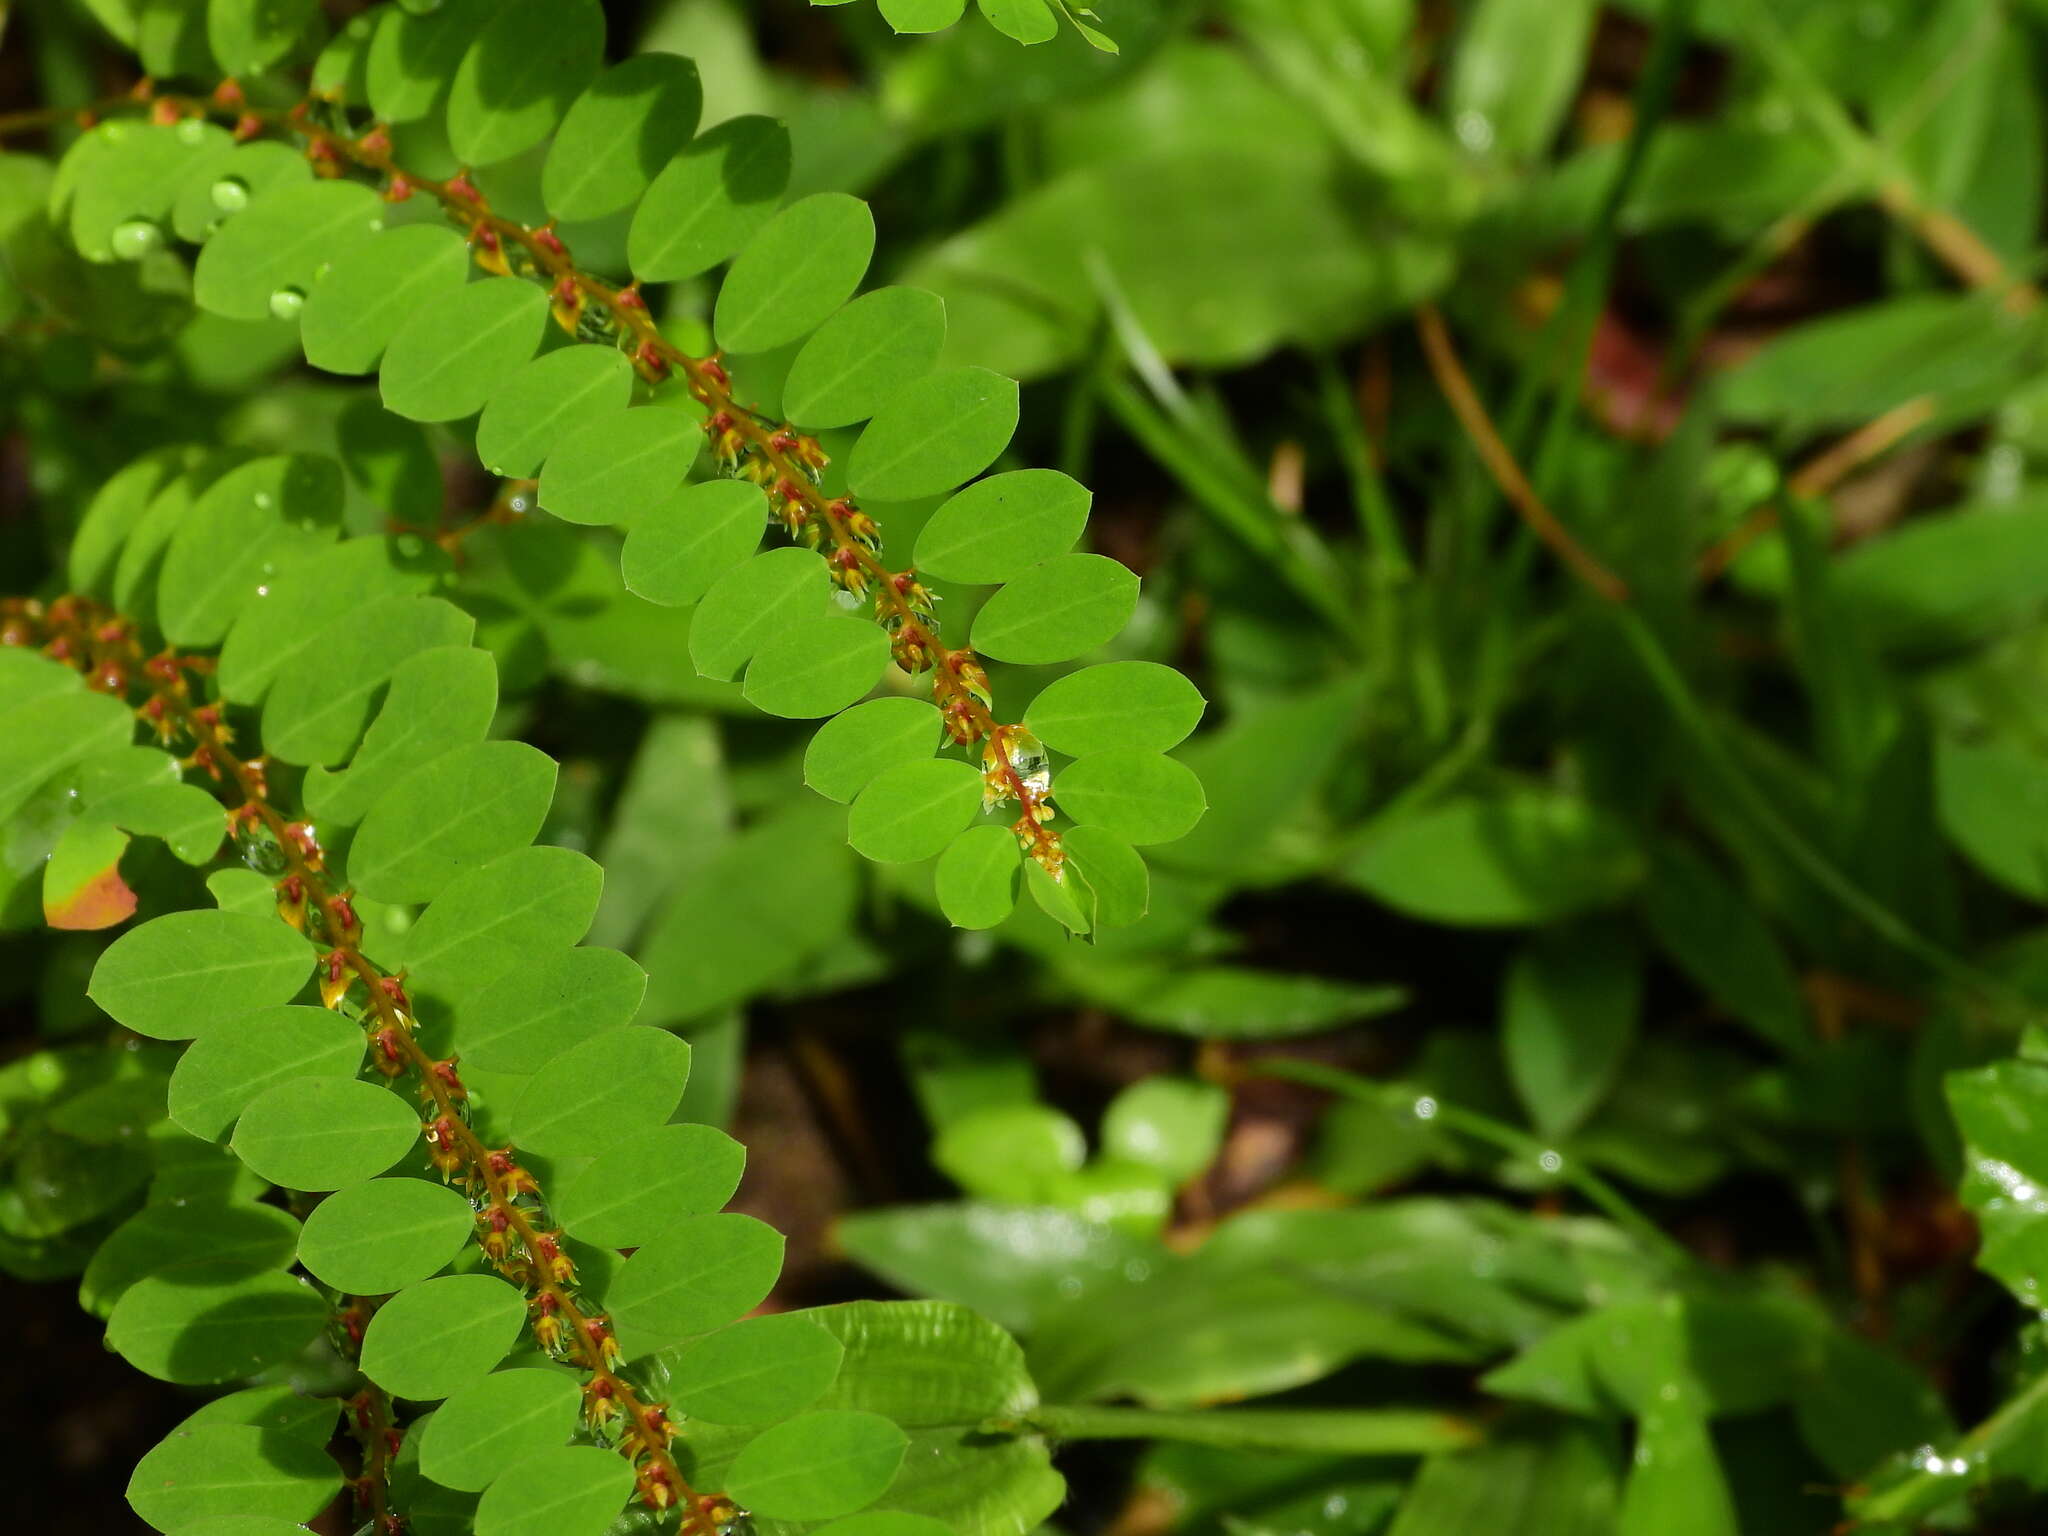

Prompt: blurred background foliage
[{"left": 12, "top": 0, "right": 2048, "bottom": 1530}]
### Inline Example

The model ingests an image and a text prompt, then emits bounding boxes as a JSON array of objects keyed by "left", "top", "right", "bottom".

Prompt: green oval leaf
[
  {"left": 472, "top": 1443, "right": 634, "bottom": 1536},
  {"left": 538, "top": 407, "right": 701, "bottom": 527},
  {"left": 915, "top": 469, "right": 1090, "bottom": 585},
  {"left": 303, "top": 645, "right": 501, "bottom": 830},
  {"left": 543, "top": 53, "right": 703, "bottom": 222},
  {"left": 848, "top": 758, "right": 982, "bottom": 863},
  {"left": 715, "top": 192, "right": 876, "bottom": 355},
  {"left": 743, "top": 614, "right": 891, "bottom": 719},
  {"left": 606, "top": 1212, "right": 785, "bottom": 1359},
  {"left": 667, "top": 1313, "right": 844, "bottom": 1426},
  {"left": 300, "top": 224, "right": 473, "bottom": 377},
  {"left": 446, "top": 0, "right": 605, "bottom": 168},
  {"left": 803, "top": 696, "right": 944, "bottom": 804},
  {"left": 158, "top": 453, "right": 343, "bottom": 646},
  {"left": 554, "top": 1122, "right": 745, "bottom": 1248},
  {"left": 349, "top": 740, "right": 558, "bottom": 905},
  {"left": 297, "top": 1176, "right": 474, "bottom": 1294},
  {"left": 508, "top": 1026, "right": 691, "bottom": 1158},
  {"left": 168, "top": 1004, "right": 366, "bottom": 1141},
  {"left": 381, "top": 278, "right": 550, "bottom": 423},
  {"left": 970, "top": 553, "right": 1137, "bottom": 665},
  {"left": 420, "top": 1369, "right": 583, "bottom": 1494},
  {"left": 848, "top": 368, "right": 1019, "bottom": 502},
  {"left": 392, "top": 844, "right": 604, "bottom": 1000},
  {"left": 475, "top": 345, "right": 636, "bottom": 480},
  {"left": 208, "top": 0, "right": 320, "bottom": 76},
  {"left": 1024, "top": 661, "right": 1205, "bottom": 757},
  {"left": 451, "top": 946, "right": 648, "bottom": 1073},
  {"left": 1052, "top": 750, "right": 1205, "bottom": 846},
  {"left": 727, "top": 1410, "right": 908, "bottom": 1520},
  {"left": 127, "top": 1425, "right": 337, "bottom": 1531},
  {"left": 88, "top": 911, "right": 313, "bottom": 1041},
  {"left": 366, "top": 0, "right": 485, "bottom": 123},
  {"left": 621, "top": 478, "right": 767, "bottom": 607},
  {"left": 935, "top": 824, "right": 1022, "bottom": 929},
  {"left": 361, "top": 1273, "right": 528, "bottom": 1401},
  {"left": 627, "top": 115, "right": 792, "bottom": 282},
  {"left": 1062, "top": 824, "right": 1148, "bottom": 929},
  {"left": 784, "top": 286, "right": 947, "bottom": 430},
  {"left": 231, "top": 1076, "right": 421, "bottom": 1191},
  {"left": 83, "top": 1201, "right": 300, "bottom": 1319},
  {"left": 108, "top": 1268, "right": 327, "bottom": 1385},
  {"left": 690, "top": 545, "right": 832, "bottom": 681},
  {"left": 193, "top": 179, "right": 383, "bottom": 323}
]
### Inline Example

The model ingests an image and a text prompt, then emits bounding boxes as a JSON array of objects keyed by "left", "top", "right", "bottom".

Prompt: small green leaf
[
  {"left": 848, "top": 758, "right": 983, "bottom": 863},
  {"left": 127, "top": 1424, "right": 337, "bottom": 1531},
  {"left": 349, "top": 740, "right": 558, "bottom": 904},
  {"left": 509, "top": 1026, "right": 691, "bottom": 1157},
  {"left": 743, "top": 614, "right": 891, "bottom": 719},
  {"left": 263, "top": 595, "right": 475, "bottom": 765},
  {"left": 366, "top": 0, "right": 484, "bottom": 123},
  {"left": 231, "top": 1076, "right": 421, "bottom": 1191},
  {"left": 207, "top": 0, "right": 320, "bottom": 76},
  {"left": 606, "top": 1212, "right": 785, "bottom": 1358},
  {"left": 450, "top": 946, "right": 648, "bottom": 1073},
  {"left": 1101, "top": 1077, "right": 1226, "bottom": 1184},
  {"left": 934, "top": 825, "right": 1022, "bottom": 929},
  {"left": 472, "top": 1444, "right": 634, "bottom": 1536},
  {"left": 171, "top": 138, "right": 308, "bottom": 244},
  {"left": 379, "top": 277, "right": 550, "bottom": 424},
  {"left": 475, "top": 345, "right": 636, "bottom": 480},
  {"left": 445, "top": 0, "right": 605, "bottom": 167},
  {"left": 628, "top": 115, "right": 793, "bottom": 282},
  {"left": 690, "top": 546, "right": 833, "bottom": 681},
  {"left": 420, "top": 1369, "right": 583, "bottom": 1493},
  {"left": 621, "top": 479, "right": 767, "bottom": 607},
  {"left": 83, "top": 1200, "right": 300, "bottom": 1318},
  {"left": 392, "top": 845, "right": 603, "bottom": 1001},
  {"left": 1025, "top": 661, "right": 1205, "bottom": 758},
  {"left": 42, "top": 818, "right": 134, "bottom": 931},
  {"left": 727, "top": 1410, "right": 909, "bottom": 1520},
  {"left": 935, "top": 1103, "right": 1084, "bottom": 1202},
  {"left": 88, "top": 910, "right": 313, "bottom": 1041},
  {"left": 297, "top": 1176, "right": 474, "bottom": 1294},
  {"left": 108, "top": 1267, "right": 327, "bottom": 1384},
  {"left": 167, "top": 1004, "right": 365, "bottom": 1140},
  {"left": 300, "top": 224, "right": 473, "bottom": 377},
  {"left": 1935, "top": 734, "right": 2048, "bottom": 901},
  {"left": 878, "top": 0, "right": 967, "bottom": 33},
  {"left": 1063, "top": 823, "right": 1148, "bottom": 928},
  {"left": 192, "top": 178, "right": 383, "bottom": 322},
  {"left": 304, "top": 645, "right": 500, "bottom": 829},
  {"left": 804, "top": 697, "right": 944, "bottom": 804},
  {"left": 361, "top": 1273, "right": 528, "bottom": 1401},
  {"left": 1052, "top": 750, "right": 1205, "bottom": 846},
  {"left": 538, "top": 407, "right": 701, "bottom": 527},
  {"left": 848, "top": 368, "right": 1019, "bottom": 502},
  {"left": 915, "top": 470, "right": 1090, "bottom": 585},
  {"left": 715, "top": 193, "right": 876, "bottom": 354},
  {"left": 543, "top": 53, "right": 703, "bottom": 222},
  {"left": 158, "top": 453, "right": 343, "bottom": 646},
  {"left": 971, "top": 553, "right": 1137, "bottom": 665},
  {"left": 554, "top": 1123, "right": 745, "bottom": 1248},
  {"left": 976, "top": 0, "right": 1057, "bottom": 44},
  {"left": 784, "top": 286, "right": 947, "bottom": 430},
  {"left": 666, "top": 1313, "right": 844, "bottom": 1425}
]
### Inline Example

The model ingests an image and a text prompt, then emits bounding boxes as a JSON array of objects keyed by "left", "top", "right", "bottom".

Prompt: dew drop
[
  {"left": 175, "top": 119, "right": 207, "bottom": 145},
  {"left": 1412, "top": 1095, "right": 1438, "bottom": 1121},
  {"left": 508, "top": 494, "right": 532, "bottom": 515},
  {"left": 109, "top": 219, "right": 161, "bottom": 261},
  {"left": 210, "top": 176, "right": 250, "bottom": 213},
  {"left": 253, "top": 491, "right": 274, "bottom": 510},
  {"left": 368, "top": 219, "right": 384, "bottom": 233},
  {"left": 1538, "top": 1149, "right": 1564, "bottom": 1174},
  {"left": 100, "top": 122, "right": 127, "bottom": 144},
  {"left": 269, "top": 286, "right": 306, "bottom": 321}
]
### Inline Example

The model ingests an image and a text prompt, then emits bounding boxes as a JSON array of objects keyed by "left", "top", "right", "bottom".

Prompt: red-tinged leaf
[{"left": 44, "top": 820, "right": 137, "bottom": 931}]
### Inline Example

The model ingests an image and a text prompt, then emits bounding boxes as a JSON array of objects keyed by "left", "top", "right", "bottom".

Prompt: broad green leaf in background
[
  {"left": 726, "top": 1410, "right": 909, "bottom": 1520},
  {"left": 1446, "top": 0, "right": 1597, "bottom": 163},
  {"left": 690, "top": 546, "right": 832, "bottom": 680},
  {"left": 348, "top": 740, "right": 558, "bottom": 904},
  {"left": 743, "top": 614, "right": 892, "bottom": 718},
  {"left": 380, "top": 278, "right": 551, "bottom": 423},
  {"left": 1385, "top": 1418, "right": 1618, "bottom": 1536},
  {"left": 445, "top": 0, "right": 605, "bottom": 167},
  {"left": 360, "top": 1273, "right": 529, "bottom": 1400},
  {"left": 783, "top": 286, "right": 948, "bottom": 429},
  {"left": 935, "top": 1103, "right": 1085, "bottom": 1203},
  {"left": 542, "top": 53, "right": 703, "bottom": 222},
  {"left": 107, "top": 1268, "right": 327, "bottom": 1385},
  {"left": 475, "top": 346, "right": 636, "bottom": 480},
  {"left": 848, "top": 758, "right": 984, "bottom": 862},
  {"left": 935, "top": 823, "right": 1023, "bottom": 929},
  {"left": 628, "top": 114, "right": 793, "bottom": 282},
  {"left": 605, "top": 1211, "right": 785, "bottom": 1358},
  {"left": 166, "top": 1004, "right": 365, "bottom": 1140},
  {"left": 508, "top": 1026, "right": 691, "bottom": 1157},
  {"left": 1502, "top": 919, "right": 1642, "bottom": 1140},
  {"left": 419, "top": 1369, "right": 584, "bottom": 1493},
  {"left": 1642, "top": 844, "right": 1808, "bottom": 1054},
  {"left": 1934, "top": 735, "right": 2048, "bottom": 901},
  {"left": 299, "top": 225, "right": 472, "bottom": 377},
  {"left": 622, "top": 478, "right": 768, "bottom": 607},
  {"left": 915, "top": 469, "right": 1091, "bottom": 585},
  {"left": 471, "top": 1444, "right": 633, "bottom": 1536},
  {"left": 804, "top": 697, "right": 945, "bottom": 804},
  {"left": 716, "top": 192, "right": 877, "bottom": 354},
  {"left": 848, "top": 368, "right": 1021, "bottom": 501},
  {"left": 665, "top": 1312, "right": 845, "bottom": 1425},
  {"left": 554, "top": 1123, "right": 746, "bottom": 1248},
  {"left": 296, "top": 1176, "right": 474, "bottom": 1293},
  {"left": 1101, "top": 1076, "right": 1227, "bottom": 1184},
  {"left": 88, "top": 911, "right": 313, "bottom": 1041},
  {"left": 192, "top": 179, "right": 383, "bottom": 323},
  {"left": 1053, "top": 750, "right": 1206, "bottom": 846},
  {"left": 539, "top": 407, "right": 702, "bottom": 527},
  {"left": 230, "top": 1076, "right": 421, "bottom": 1190}
]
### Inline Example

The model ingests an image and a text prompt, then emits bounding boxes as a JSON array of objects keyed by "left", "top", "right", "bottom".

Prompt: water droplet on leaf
[
  {"left": 175, "top": 119, "right": 207, "bottom": 145},
  {"left": 109, "top": 220, "right": 161, "bottom": 261},
  {"left": 268, "top": 287, "right": 306, "bottom": 321},
  {"left": 210, "top": 177, "right": 250, "bottom": 213}
]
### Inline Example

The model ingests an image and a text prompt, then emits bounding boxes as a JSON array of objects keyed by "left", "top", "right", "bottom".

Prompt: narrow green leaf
[
  {"left": 88, "top": 911, "right": 313, "bottom": 1041},
  {"left": 538, "top": 407, "right": 701, "bottom": 527},
  {"left": 784, "top": 286, "right": 947, "bottom": 430},
  {"left": 360, "top": 1273, "right": 528, "bottom": 1400},
  {"left": 715, "top": 193, "right": 876, "bottom": 354},
  {"left": 970, "top": 552, "right": 1138, "bottom": 665},
  {"left": 727, "top": 1410, "right": 908, "bottom": 1520},
  {"left": 1052, "top": 750, "right": 1205, "bottom": 846},
  {"left": 298, "top": 1176, "right": 473, "bottom": 1294},
  {"left": 381, "top": 278, "right": 550, "bottom": 423},
  {"left": 475, "top": 345, "right": 636, "bottom": 480},
  {"left": 543, "top": 53, "right": 703, "bottom": 222},
  {"left": 848, "top": 368, "right": 1020, "bottom": 502},
  {"left": 1025, "top": 661, "right": 1206, "bottom": 757},
  {"left": 231, "top": 1076, "right": 421, "bottom": 1191},
  {"left": 509, "top": 1026, "right": 691, "bottom": 1157},
  {"left": 621, "top": 479, "right": 767, "bottom": 607},
  {"left": 934, "top": 824, "right": 1022, "bottom": 929},
  {"left": 299, "top": 224, "right": 473, "bottom": 376},
  {"left": 627, "top": 115, "right": 793, "bottom": 282},
  {"left": 445, "top": 0, "right": 605, "bottom": 167},
  {"left": 848, "top": 759, "right": 983, "bottom": 863}
]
